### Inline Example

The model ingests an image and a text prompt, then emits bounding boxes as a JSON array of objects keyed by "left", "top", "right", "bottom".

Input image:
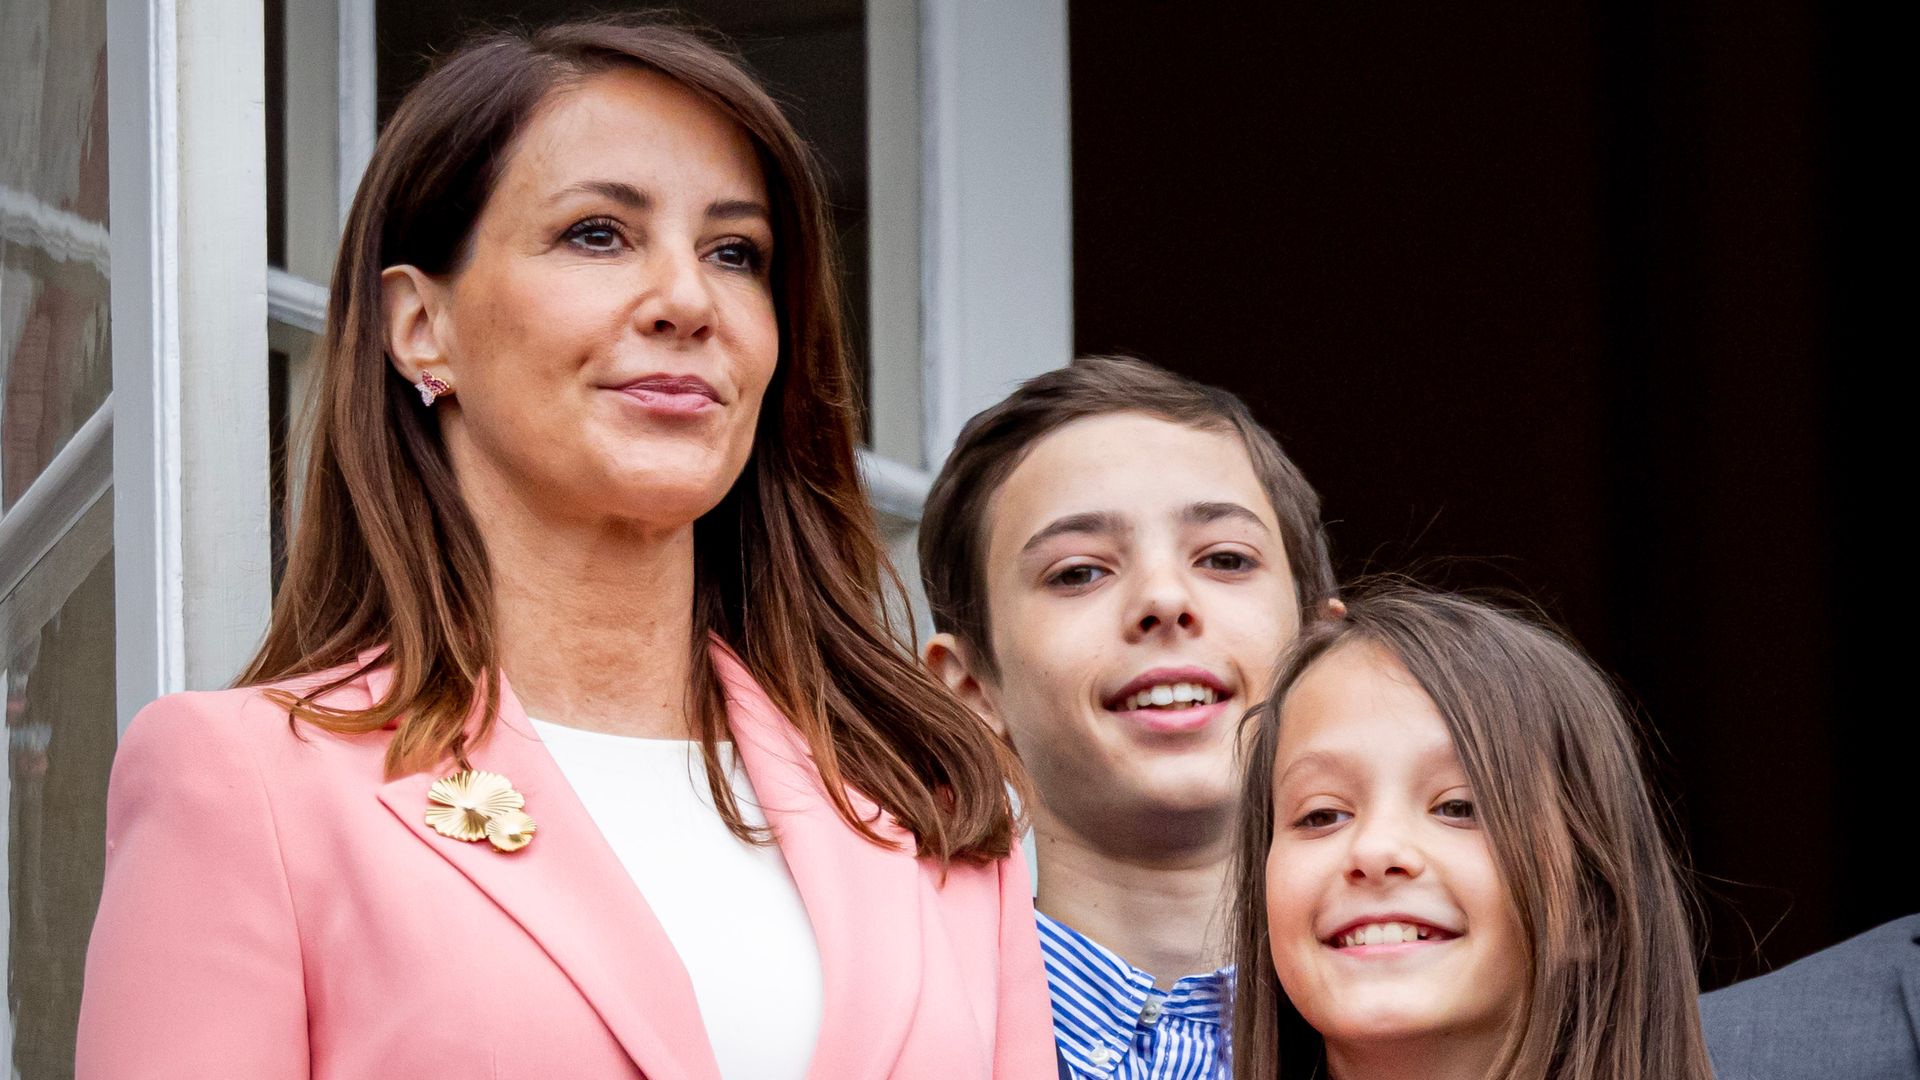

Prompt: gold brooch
[{"left": 426, "top": 769, "right": 537, "bottom": 852}]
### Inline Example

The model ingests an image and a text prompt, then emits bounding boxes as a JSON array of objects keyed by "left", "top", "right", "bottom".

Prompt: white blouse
[{"left": 530, "top": 719, "right": 823, "bottom": 1080}]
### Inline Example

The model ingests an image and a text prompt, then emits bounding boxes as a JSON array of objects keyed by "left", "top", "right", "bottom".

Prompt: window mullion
[{"left": 109, "top": 0, "right": 272, "bottom": 724}]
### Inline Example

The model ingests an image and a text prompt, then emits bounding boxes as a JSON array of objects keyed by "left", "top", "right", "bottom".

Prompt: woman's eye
[
  {"left": 564, "top": 219, "right": 625, "bottom": 252},
  {"left": 708, "top": 239, "right": 766, "bottom": 272},
  {"left": 1434, "top": 798, "right": 1477, "bottom": 823},
  {"left": 1294, "top": 807, "right": 1349, "bottom": 830},
  {"left": 1200, "top": 550, "right": 1257, "bottom": 573},
  {"left": 1047, "top": 564, "right": 1108, "bottom": 589}
]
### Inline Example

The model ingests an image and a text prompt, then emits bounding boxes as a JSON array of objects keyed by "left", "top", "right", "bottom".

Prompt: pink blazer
[{"left": 77, "top": 643, "right": 1055, "bottom": 1079}]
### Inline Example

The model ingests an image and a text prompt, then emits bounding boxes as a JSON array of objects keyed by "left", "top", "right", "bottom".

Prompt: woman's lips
[
  {"left": 609, "top": 375, "right": 720, "bottom": 416},
  {"left": 617, "top": 387, "right": 717, "bottom": 415}
]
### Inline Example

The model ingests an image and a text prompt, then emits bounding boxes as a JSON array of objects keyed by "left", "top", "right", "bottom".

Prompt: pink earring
[{"left": 415, "top": 371, "right": 453, "bottom": 406}]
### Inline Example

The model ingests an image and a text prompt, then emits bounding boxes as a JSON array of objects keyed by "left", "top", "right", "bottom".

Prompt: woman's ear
[
  {"left": 923, "top": 633, "right": 1007, "bottom": 739},
  {"left": 380, "top": 264, "right": 452, "bottom": 387}
]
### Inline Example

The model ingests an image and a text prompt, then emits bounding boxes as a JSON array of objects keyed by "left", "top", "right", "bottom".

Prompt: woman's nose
[{"left": 636, "top": 249, "right": 716, "bottom": 342}]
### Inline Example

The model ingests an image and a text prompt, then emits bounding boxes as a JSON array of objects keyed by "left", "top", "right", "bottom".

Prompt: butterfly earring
[{"left": 415, "top": 370, "right": 454, "bottom": 406}]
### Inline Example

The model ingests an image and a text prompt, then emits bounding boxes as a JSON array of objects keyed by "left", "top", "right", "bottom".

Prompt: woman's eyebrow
[
  {"left": 707, "top": 198, "right": 770, "bottom": 222},
  {"left": 553, "top": 179, "right": 650, "bottom": 209}
]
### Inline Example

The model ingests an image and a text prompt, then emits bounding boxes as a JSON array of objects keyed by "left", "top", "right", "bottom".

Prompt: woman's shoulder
[{"left": 122, "top": 658, "right": 385, "bottom": 766}]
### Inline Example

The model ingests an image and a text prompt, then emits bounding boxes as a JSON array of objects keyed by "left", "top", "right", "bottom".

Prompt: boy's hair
[
  {"left": 918, "top": 355, "right": 1336, "bottom": 675},
  {"left": 1229, "top": 582, "right": 1714, "bottom": 1080}
]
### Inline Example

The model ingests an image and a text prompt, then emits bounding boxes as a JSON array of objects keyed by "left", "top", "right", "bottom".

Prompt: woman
[{"left": 77, "top": 17, "right": 1053, "bottom": 1079}]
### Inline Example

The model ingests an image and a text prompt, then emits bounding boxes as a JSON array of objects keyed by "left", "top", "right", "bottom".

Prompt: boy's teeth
[
  {"left": 1336, "top": 921, "right": 1432, "bottom": 948},
  {"left": 1123, "top": 683, "right": 1221, "bottom": 711}
]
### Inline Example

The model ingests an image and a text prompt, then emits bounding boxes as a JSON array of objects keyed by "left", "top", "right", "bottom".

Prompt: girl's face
[{"left": 1264, "top": 641, "right": 1526, "bottom": 1058}]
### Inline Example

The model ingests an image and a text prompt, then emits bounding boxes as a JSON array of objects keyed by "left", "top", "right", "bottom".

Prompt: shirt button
[
  {"left": 1140, "top": 997, "right": 1163, "bottom": 1024},
  {"left": 1089, "top": 1045, "right": 1112, "bottom": 1068}
]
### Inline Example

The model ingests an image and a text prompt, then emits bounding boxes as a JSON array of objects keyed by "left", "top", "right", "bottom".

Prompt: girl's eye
[
  {"left": 708, "top": 239, "right": 766, "bottom": 272},
  {"left": 1199, "top": 550, "right": 1258, "bottom": 573},
  {"left": 1047, "top": 564, "right": 1109, "bottom": 589},
  {"left": 1293, "top": 807, "right": 1350, "bottom": 830},
  {"left": 1434, "top": 798, "right": 1477, "bottom": 823},
  {"left": 564, "top": 218, "right": 625, "bottom": 252}
]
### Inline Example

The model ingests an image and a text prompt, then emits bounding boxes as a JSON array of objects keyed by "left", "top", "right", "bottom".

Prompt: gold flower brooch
[{"left": 426, "top": 769, "right": 537, "bottom": 852}]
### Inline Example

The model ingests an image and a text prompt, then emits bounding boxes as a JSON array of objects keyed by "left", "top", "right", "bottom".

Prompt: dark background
[{"left": 1071, "top": 1, "right": 1906, "bottom": 986}]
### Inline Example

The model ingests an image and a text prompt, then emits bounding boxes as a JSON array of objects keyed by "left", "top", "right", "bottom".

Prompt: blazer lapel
[
  {"left": 372, "top": 665, "right": 723, "bottom": 1080},
  {"left": 713, "top": 643, "right": 926, "bottom": 1080}
]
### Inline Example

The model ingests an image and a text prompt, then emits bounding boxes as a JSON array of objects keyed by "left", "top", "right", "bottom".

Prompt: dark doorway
[{"left": 1070, "top": 0, "right": 1906, "bottom": 986}]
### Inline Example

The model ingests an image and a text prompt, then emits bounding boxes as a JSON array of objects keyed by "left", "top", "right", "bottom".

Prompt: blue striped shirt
[{"left": 1036, "top": 911, "right": 1229, "bottom": 1079}]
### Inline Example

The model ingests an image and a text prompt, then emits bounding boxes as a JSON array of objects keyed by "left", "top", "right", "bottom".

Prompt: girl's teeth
[{"left": 1337, "top": 922, "right": 1433, "bottom": 948}]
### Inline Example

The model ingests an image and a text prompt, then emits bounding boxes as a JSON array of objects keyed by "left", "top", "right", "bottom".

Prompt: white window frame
[
  {"left": 1, "top": 0, "right": 269, "bottom": 1057},
  {"left": 108, "top": 0, "right": 272, "bottom": 730}
]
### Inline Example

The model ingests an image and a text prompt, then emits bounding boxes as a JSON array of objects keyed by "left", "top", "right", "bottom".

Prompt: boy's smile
[
  {"left": 1101, "top": 665, "right": 1232, "bottom": 734},
  {"left": 964, "top": 412, "right": 1301, "bottom": 851}
]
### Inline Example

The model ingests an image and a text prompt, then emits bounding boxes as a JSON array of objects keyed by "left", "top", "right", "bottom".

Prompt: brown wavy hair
[
  {"left": 1229, "top": 584, "right": 1713, "bottom": 1079},
  {"left": 241, "top": 15, "right": 1023, "bottom": 863}
]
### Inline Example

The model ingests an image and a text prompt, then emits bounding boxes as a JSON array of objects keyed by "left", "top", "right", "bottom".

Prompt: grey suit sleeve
[{"left": 1701, "top": 914, "right": 1920, "bottom": 1080}]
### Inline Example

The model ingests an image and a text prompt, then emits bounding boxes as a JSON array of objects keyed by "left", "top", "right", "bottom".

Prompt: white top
[{"left": 531, "top": 719, "right": 823, "bottom": 1080}]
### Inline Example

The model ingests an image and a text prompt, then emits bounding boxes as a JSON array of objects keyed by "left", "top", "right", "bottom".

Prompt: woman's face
[
  {"left": 388, "top": 66, "right": 780, "bottom": 532},
  {"left": 1263, "top": 641, "right": 1526, "bottom": 1062}
]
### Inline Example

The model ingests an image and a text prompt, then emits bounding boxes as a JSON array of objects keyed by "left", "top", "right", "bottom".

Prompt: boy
[{"left": 919, "top": 356, "right": 1338, "bottom": 1078}]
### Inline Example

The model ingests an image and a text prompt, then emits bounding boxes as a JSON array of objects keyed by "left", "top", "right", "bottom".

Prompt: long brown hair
[
  {"left": 1229, "top": 583, "right": 1713, "bottom": 1079},
  {"left": 242, "top": 15, "right": 1023, "bottom": 863}
]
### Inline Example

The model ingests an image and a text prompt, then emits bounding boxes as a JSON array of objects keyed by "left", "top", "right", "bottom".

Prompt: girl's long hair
[
  {"left": 1229, "top": 583, "right": 1714, "bottom": 1079},
  {"left": 240, "top": 15, "right": 1024, "bottom": 863}
]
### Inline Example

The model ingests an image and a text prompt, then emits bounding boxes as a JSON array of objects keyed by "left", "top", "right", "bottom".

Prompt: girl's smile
[
  {"left": 1322, "top": 914, "right": 1462, "bottom": 954},
  {"left": 1263, "top": 640, "right": 1526, "bottom": 1056}
]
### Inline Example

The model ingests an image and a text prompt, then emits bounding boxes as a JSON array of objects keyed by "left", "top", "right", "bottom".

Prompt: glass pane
[
  {"left": 267, "top": 0, "right": 343, "bottom": 279},
  {"left": 0, "top": 0, "right": 112, "bottom": 512},
  {"left": 372, "top": 0, "right": 871, "bottom": 434},
  {"left": 3, "top": 492, "right": 115, "bottom": 1077},
  {"left": 266, "top": 0, "right": 287, "bottom": 269},
  {"left": 268, "top": 320, "right": 322, "bottom": 593}
]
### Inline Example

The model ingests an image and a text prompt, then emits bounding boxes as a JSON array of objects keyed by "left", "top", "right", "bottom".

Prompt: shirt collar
[{"left": 1036, "top": 911, "right": 1231, "bottom": 1073}]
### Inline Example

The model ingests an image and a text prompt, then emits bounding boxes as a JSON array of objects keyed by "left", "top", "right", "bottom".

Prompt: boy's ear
[
  {"left": 924, "top": 632, "right": 1006, "bottom": 738},
  {"left": 381, "top": 264, "right": 452, "bottom": 387}
]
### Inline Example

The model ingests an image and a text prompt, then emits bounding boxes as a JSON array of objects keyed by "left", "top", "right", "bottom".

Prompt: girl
[{"left": 1229, "top": 585, "right": 1713, "bottom": 1080}]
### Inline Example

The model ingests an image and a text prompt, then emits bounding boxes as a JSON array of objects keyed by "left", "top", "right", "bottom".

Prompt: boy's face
[{"left": 944, "top": 412, "right": 1302, "bottom": 852}]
